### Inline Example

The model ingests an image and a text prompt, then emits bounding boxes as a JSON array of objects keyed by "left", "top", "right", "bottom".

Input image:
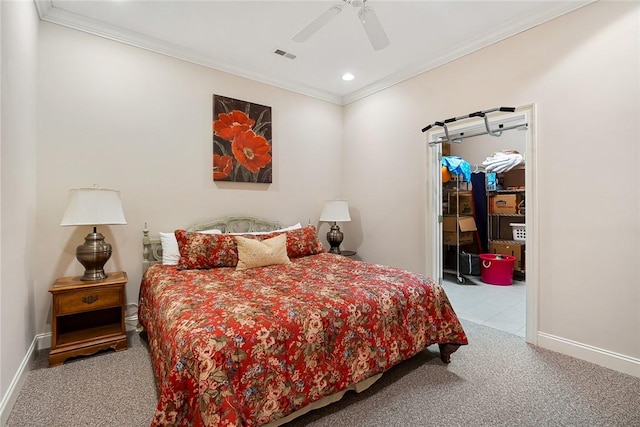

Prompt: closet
[
  {"left": 423, "top": 106, "right": 534, "bottom": 340},
  {"left": 422, "top": 107, "right": 527, "bottom": 284},
  {"left": 443, "top": 143, "right": 526, "bottom": 283}
]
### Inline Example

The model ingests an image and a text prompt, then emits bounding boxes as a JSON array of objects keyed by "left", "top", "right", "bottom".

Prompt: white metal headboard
[{"left": 142, "top": 215, "right": 282, "bottom": 272}]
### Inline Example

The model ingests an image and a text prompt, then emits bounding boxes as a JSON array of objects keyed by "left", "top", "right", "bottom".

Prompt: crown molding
[
  {"left": 34, "top": 0, "right": 343, "bottom": 104},
  {"left": 342, "top": 1, "right": 594, "bottom": 105},
  {"left": 35, "top": 0, "right": 593, "bottom": 106}
]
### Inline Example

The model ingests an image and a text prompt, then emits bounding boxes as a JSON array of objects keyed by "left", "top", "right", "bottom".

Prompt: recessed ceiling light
[{"left": 342, "top": 73, "right": 355, "bottom": 81}]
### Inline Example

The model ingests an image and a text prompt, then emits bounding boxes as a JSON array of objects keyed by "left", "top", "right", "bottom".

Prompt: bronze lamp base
[{"left": 76, "top": 228, "right": 112, "bottom": 281}]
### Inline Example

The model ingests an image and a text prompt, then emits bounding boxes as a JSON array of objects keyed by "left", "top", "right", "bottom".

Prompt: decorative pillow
[
  {"left": 175, "top": 230, "right": 247, "bottom": 269},
  {"left": 235, "top": 234, "right": 291, "bottom": 270},
  {"left": 159, "top": 229, "right": 222, "bottom": 265},
  {"left": 261, "top": 225, "right": 326, "bottom": 258}
]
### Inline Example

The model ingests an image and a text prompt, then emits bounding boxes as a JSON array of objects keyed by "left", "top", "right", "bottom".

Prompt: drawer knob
[{"left": 82, "top": 295, "right": 99, "bottom": 304}]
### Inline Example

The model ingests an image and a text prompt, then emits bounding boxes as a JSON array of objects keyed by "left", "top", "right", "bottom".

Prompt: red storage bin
[{"left": 479, "top": 254, "right": 516, "bottom": 286}]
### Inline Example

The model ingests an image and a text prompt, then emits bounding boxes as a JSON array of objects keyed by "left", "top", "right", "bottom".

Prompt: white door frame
[{"left": 424, "top": 104, "right": 538, "bottom": 344}]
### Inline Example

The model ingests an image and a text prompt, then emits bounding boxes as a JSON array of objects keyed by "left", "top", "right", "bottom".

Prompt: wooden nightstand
[
  {"left": 48, "top": 271, "right": 128, "bottom": 367},
  {"left": 339, "top": 250, "right": 357, "bottom": 257}
]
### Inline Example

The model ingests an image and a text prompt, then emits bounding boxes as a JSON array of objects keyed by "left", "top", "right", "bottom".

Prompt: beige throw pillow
[{"left": 235, "top": 234, "right": 291, "bottom": 270}]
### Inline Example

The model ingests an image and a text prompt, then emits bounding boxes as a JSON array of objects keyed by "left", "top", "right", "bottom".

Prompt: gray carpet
[{"left": 7, "top": 321, "right": 640, "bottom": 426}]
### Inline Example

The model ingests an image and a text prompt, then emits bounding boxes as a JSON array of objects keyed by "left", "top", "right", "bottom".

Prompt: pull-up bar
[
  {"left": 421, "top": 107, "right": 527, "bottom": 145},
  {"left": 421, "top": 107, "right": 515, "bottom": 133}
]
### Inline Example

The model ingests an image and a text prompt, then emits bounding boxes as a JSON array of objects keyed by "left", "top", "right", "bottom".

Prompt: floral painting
[{"left": 212, "top": 95, "right": 272, "bottom": 183}]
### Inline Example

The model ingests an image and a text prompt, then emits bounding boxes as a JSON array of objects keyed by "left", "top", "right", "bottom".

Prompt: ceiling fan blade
[
  {"left": 358, "top": 6, "right": 390, "bottom": 51},
  {"left": 293, "top": 3, "right": 344, "bottom": 43}
]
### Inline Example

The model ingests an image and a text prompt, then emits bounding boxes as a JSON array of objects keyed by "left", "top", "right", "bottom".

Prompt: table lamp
[
  {"left": 319, "top": 200, "right": 351, "bottom": 254},
  {"left": 60, "top": 187, "right": 127, "bottom": 281}
]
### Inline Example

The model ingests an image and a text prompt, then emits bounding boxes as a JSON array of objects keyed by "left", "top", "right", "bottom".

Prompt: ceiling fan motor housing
[{"left": 293, "top": 0, "right": 389, "bottom": 51}]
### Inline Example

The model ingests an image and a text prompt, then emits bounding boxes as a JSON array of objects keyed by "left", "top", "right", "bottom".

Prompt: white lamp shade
[
  {"left": 319, "top": 200, "right": 351, "bottom": 222},
  {"left": 61, "top": 187, "right": 127, "bottom": 226}
]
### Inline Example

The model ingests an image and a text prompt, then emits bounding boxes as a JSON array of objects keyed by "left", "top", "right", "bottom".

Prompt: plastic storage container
[
  {"left": 479, "top": 253, "right": 516, "bottom": 285},
  {"left": 510, "top": 223, "right": 526, "bottom": 241}
]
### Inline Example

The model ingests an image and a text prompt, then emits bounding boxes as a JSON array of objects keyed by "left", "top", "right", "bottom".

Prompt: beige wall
[
  {"left": 35, "top": 22, "right": 344, "bottom": 333},
  {"left": 343, "top": 1, "right": 639, "bottom": 364},
  {"left": 0, "top": 0, "right": 39, "bottom": 419}
]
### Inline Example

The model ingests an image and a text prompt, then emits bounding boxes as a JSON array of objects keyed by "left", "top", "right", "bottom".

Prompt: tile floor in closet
[{"left": 441, "top": 273, "right": 526, "bottom": 337}]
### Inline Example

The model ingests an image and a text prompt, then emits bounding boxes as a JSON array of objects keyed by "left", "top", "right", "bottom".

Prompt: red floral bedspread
[{"left": 138, "top": 253, "right": 467, "bottom": 426}]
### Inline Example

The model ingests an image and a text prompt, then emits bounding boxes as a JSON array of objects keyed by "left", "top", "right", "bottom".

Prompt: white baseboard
[
  {"left": 1, "top": 317, "right": 141, "bottom": 425},
  {"left": 0, "top": 333, "right": 43, "bottom": 426},
  {"left": 37, "top": 332, "right": 51, "bottom": 350},
  {"left": 538, "top": 332, "right": 640, "bottom": 378}
]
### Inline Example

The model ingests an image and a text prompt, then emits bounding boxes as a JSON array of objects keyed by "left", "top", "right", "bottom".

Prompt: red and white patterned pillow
[
  {"left": 175, "top": 231, "right": 247, "bottom": 269},
  {"left": 261, "top": 226, "right": 326, "bottom": 258}
]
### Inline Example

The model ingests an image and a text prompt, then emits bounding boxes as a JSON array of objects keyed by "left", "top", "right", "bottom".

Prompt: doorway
[{"left": 424, "top": 104, "right": 537, "bottom": 344}]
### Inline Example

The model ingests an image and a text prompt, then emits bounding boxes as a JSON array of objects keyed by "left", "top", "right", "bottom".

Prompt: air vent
[{"left": 274, "top": 49, "right": 296, "bottom": 60}]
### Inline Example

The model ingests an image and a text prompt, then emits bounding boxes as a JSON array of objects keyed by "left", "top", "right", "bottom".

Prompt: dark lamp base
[{"left": 327, "top": 222, "right": 344, "bottom": 255}]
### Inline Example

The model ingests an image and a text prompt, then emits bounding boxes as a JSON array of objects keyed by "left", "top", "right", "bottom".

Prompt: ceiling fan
[{"left": 292, "top": 0, "right": 390, "bottom": 51}]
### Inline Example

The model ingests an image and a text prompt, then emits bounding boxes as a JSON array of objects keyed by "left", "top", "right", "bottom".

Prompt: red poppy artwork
[{"left": 213, "top": 95, "right": 272, "bottom": 183}]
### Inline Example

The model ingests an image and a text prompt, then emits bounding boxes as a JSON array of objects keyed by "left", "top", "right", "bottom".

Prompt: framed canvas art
[{"left": 212, "top": 95, "right": 272, "bottom": 183}]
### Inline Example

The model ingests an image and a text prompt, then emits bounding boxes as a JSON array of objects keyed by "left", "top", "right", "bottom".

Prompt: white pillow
[
  {"left": 198, "top": 229, "right": 224, "bottom": 234},
  {"left": 229, "top": 222, "right": 302, "bottom": 236},
  {"left": 159, "top": 229, "right": 222, "bottom": 265},
  {"left": 159, "top": 232, "right": 180, "bottom": 265},
  {"left": 280, "top": 222, "right": 302, "bottom": 231},
  {"left": 235, "top": 234, "right": 291, "bottom": 270}
]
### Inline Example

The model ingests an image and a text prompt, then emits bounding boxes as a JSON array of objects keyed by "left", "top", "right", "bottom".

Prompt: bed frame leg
[{"left": 438, "top": 343, "right": 460, "bottom": 364}]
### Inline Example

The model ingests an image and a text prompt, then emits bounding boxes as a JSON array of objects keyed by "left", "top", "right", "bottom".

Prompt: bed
[{"left": 138, "top": 216, "right": 468, "bottom": 426}]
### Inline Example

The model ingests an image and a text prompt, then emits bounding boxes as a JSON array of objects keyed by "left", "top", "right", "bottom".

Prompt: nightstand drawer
[{"left": 56, "top": 287, "right": 123, "bottom": 315}]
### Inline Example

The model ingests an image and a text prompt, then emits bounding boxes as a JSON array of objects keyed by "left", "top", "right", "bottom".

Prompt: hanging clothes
[
  {"left": 471, "top": 171, "right": 489, "bottom": 253},
  {"left": 442, "top": 156, "right": 471, "bottom": 182}
]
